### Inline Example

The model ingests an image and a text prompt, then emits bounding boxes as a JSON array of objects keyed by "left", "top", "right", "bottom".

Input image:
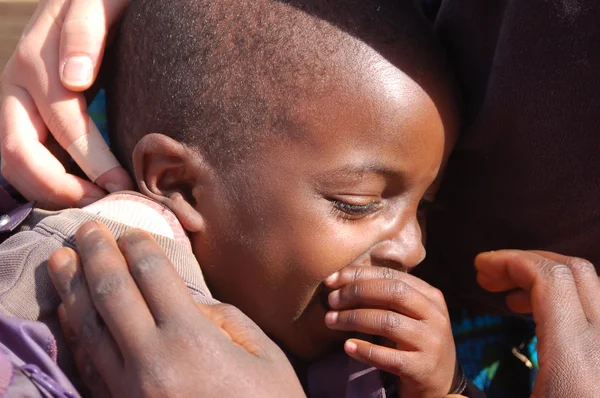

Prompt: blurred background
[{"left": 0, "top": 0, "right": 37, "bottom": 78}]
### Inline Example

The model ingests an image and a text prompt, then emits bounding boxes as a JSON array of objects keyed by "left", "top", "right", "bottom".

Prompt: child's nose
[{"left": 369, "top": 226, "right": 426, "bottom": 272}]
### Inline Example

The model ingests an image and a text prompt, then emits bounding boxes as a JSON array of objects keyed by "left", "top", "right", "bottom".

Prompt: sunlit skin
[{"left": 174, "top": 53, "right": 458, "bottom": 360}]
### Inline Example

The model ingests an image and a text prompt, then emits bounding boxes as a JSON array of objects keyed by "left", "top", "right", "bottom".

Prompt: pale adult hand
[
  {"left": 476, "top": 250, "right": 600, "bottom": 398},
  {"left": 0, "top": 0, "right": 133, "bottom": 210}
]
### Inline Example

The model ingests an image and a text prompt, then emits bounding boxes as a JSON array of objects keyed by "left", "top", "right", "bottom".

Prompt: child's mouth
[{"left": 318, "top": 285, "right": 334, "bottom": 310}]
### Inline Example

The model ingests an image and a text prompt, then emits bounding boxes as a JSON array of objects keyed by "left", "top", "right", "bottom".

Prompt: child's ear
[{"left": 132, "top": 133, "right": 214, "bottom": 233}]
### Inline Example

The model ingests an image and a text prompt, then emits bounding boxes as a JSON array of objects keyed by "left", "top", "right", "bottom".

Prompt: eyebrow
[{"left": 324, "top": 164, "right": 402, "bottom": 179}]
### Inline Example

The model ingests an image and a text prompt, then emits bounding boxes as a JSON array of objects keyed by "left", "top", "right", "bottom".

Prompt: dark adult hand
[
  {"left": 0, "top": 0, "right": 133, "bottom": 209},
  {"left": 48, "top": 221, "right": 305, "bottom": 397},
  {"left": 476, "top": 250, "right": 600, "bottom": 398}
]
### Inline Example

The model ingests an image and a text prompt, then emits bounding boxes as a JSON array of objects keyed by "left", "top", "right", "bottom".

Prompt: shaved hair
[{"left": 107, "top": 0, "right": 451, "bottom": 172}]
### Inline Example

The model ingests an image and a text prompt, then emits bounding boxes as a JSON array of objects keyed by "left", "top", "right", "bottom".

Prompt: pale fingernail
[
  {"left": 345, "top": 340, "right": 358, "bottom": 353},
  {"left": 325, "top": 311, "right": 338, "bottom": 325},
  {"left": 62, "top": 56, "right": 94, "bottom": 86},
  {"left": 328, "top": 290, "right": 340, "bottom": 308},
  {"left": 77, "top": 194, "right": 104, "bottom": 208},
  {"left": 325, "top": 272, "right": 339, "bottom": 285}
]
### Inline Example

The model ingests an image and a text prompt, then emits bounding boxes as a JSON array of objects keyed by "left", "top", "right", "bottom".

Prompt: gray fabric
[{"left": 0, "top": 207, "right": 215, "bottom": 378}]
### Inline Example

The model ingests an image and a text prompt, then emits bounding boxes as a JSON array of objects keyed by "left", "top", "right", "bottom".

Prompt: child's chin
[{"left": 288, "top": 328, "right": 354, "bottom": 361}]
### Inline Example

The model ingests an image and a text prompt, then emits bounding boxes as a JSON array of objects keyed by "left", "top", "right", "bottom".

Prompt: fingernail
[
  {"left": 325, "top": 272, "right": 339, "bottom": 285},
  {"left": 325, "top": 311, "right": 339, "bottom": 325},
  {"left": 62, "top": 56, "right": 94, "bottom": 86},
  {"left": 77, "top": 194, "right": 104, "bottom": 208},
  {"left": 345, "top": 340, "right": 358, "bottom": 353},
  {"left": 328, "top": 290, "right": 340, "bottom": 308}
]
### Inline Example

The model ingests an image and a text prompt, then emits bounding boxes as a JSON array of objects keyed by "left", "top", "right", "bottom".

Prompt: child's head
[{"left": 107, "top": 0, "right": 459, "bottom": 359}]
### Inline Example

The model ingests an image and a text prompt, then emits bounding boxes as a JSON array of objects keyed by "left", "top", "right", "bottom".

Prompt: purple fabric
[
  {"left": 0, "top": 314, "right": 80, "bottom": 397},
  {"left": 0, "top": 351, "right": 11, "bottom": 396},
  {"left": 0, "top": 176, "right": 18, "bottom": 216},
  {"left": 0, "top": 172, "right": 35, "bottom": 236},
  {"left": 0, "top": 202, "right": 35, "bottom": 235},
  {"left": 307, "top": 349, "right": 387, "bottom": 398}
]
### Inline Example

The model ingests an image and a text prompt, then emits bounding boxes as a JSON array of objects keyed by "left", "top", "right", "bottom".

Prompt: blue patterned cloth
[
  {"left": 452, "top": 311, "right": 538, "bottom": 397},
  {"left": 88, "top": 90, "right": 110, "bottom": 145}
]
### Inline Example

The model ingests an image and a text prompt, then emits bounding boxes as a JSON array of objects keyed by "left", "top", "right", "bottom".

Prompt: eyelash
[
  {"left": 331, "top": 197, "right": 437, "bottom": 222},
  {"left": 331, "top": 199, "right": 381, "bottom": 221}
]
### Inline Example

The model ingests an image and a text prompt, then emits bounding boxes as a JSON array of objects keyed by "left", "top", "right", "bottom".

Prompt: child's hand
[
  {"left": 324, "top": 266, "right": 457, "bottom": 398},
  {"left": 48, "top": 221, "right": 305, "bottom": 398},
  {"left": 476, "top": 250, "right": 600, "bottom": 398}
]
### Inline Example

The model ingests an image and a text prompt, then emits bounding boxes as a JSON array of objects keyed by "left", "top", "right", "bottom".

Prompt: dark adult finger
[
  {"left": 57, "top": 305, "right": 111, "bottom": 398},
  {"left": 48, "top": 248, "right": 123, "bottom": 384},
  {"left": 531, "top": 250, "right": 600, "bottom": 322},
  {"left": 476, "top": 250, "right": 586, "bottom": 332},
  {"left": 75, "top": 222, "right": 155, "bottom": 353},
  {"left": 117, "top": 229, "right": 198, "bottom": 324}
]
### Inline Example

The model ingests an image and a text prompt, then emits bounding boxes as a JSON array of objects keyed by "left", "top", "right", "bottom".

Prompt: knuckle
[
  {"left": 380, "top": 266, "right": 396, "bottom": 280},
  {"left": 62, "top": 16, "right": 105, "bottom": 43},
  {"left": 129, "top": 253, "right": 162, "bottom": 279},
  {"left": 344, "top": 310, "right": 358, "bottom": 326},
  {"left": 78, "top": 311, "right": 104, "bottom": 346},
  {"left": 45, "top": 106, "right": 70, "bottom": 144},
  {"left": 388, "top": 280, "right": 408, "bottom": 303},
  {"left": 0, "top": 157, "right": 15, "bottom": 182},
  {"left": 56, "top": 268, "right": 85, "bottom": 297},
  {"left": 429, "top": 287, "right": 445, "bottom": 304},
  {"left": 215, "top": 303, "right": 245, "bottom": 320},
  {"left": 342, "top": 282, "right": 361, "bottom": 303},
  {"left": 92, "top": 274, "right": 128, "bottom": 300},
  {"left": 381, "top": 311, "right": 400, "bottom": 336},
  {"left": 0, "top": 137, "right": 21, "bottom": 166},
  {"left": 386, "top": 353, "right": 404, "bottom": 375},
  {"left": 12, "top": 40, "right": 36, "bottom": 73},
  {"left": 541, "top": 261, "right": 573, "bottom": 282},
  {"left": 567, "top": 257, "right": 596, "bottom": 275},
  {"left": 350, "top": 266, "right": 366, "bottom": 283}
]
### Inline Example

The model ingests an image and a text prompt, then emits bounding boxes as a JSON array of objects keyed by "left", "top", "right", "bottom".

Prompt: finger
[
  {"left": 328, "top": 279, "right": 440, "bottom": 320},
  {"left": 530, "top": 250, "right": 600, "bottom": 321},
  {"left": 505, "top": 290, "right": 533, "bottom": 314},
  {"left": 117, "top": 229, "right": 198, "bottom": 324},
  {"left": 197, "top": 303, "right": 276, "bottom": 357},
  {"left": 48, "top": 248, "right": 123, "bottom": 384},
  {"left": 59, "top": 0, "right": 129, "bottom": 90},
  {"left": 325, "top": 265, "right": 445, "bottom": 307},
  {"left": 476, "top": 250, "right": 586, "bottom": 331},
  {"left": 325, "top": 309, "right": 423, "bottom": 350},
  {"left": 57, "top": 306, "right": 111, "bottom": 398},
  {"left": 344, "top": 338, "right": 420, "bottom": 379},
  {"left": 10, "top": 6, "right": 131, "bottom": 191},
  {"left": 0, "top": 85, "right": 106, "bottom": 208},
  {"left": 475, "top": 251, "right": 521, "bottom": 292},
  {"left": 75, "top": 221, "right": 156, "bottom": 353},
  {"left": 63, "top": 116, "right": 131, "bottom": 189}
]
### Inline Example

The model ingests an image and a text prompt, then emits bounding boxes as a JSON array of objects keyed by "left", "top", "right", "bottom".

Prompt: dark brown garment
[{"left": 417, "top": 0, "right": 600, "bottom": 312}]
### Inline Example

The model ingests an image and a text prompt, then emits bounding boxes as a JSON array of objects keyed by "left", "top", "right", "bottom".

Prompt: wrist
[{"left": 448, "top": 361, "right": 468, "bottom": 395}]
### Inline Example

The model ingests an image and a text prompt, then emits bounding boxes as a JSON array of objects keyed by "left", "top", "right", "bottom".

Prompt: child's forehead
[{"left": 257, "top": 65, "right": 447, "bottom": 182}]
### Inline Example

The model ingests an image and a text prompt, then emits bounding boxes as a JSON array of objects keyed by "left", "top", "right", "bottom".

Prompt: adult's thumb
[{"left": 59, "top": 0, "right": 129, "bottom": 91}]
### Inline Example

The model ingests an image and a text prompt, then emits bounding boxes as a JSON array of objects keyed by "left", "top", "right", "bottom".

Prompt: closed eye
[{"left": 330, "top": 199, "right": 381, "bottom": 220}]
